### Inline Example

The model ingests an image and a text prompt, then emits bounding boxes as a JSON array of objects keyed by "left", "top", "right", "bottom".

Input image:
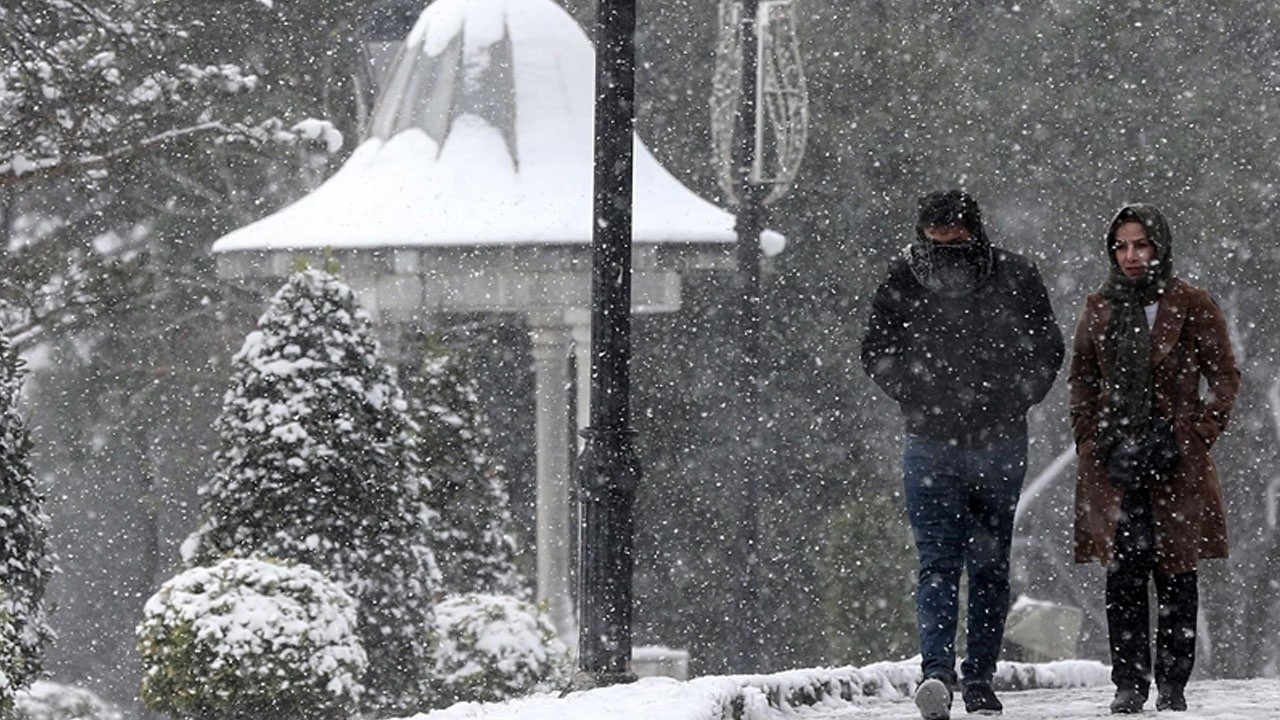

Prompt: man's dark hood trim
[
  {"left": 915, "top": 188, "right": 988, "bottom": 245},
  {"left": 906, "top": 189, "right": 994, "bottom": 297}
]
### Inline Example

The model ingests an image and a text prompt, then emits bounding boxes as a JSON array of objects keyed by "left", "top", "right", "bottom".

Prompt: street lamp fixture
[
  {"left": 712, "top": 0, "right": 809, "bottom": 205},
  {"left": 711, "top": 0, "right": 809, "bottom": 673}
]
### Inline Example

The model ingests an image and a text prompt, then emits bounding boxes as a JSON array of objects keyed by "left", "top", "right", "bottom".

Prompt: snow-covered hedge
[
  {"left": 736, "top": 659, "right": 1111, "bottom": 711},
  {"left": 137, "top": 557, "right": 367, "bottom": 720},
  {"left": 14, "top": 680, "right": 124, "bottom": 720},
  {"left": 429, "top": 593, "right": 570, "bottom": 706}
]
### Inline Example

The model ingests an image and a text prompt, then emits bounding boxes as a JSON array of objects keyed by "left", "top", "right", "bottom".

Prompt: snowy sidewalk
[
  {"left": 398, "top": 667, "right": 1280, "bottom": 720},
  {"left": 800, "top": 679, "right": 1280, "bottom": 719}
]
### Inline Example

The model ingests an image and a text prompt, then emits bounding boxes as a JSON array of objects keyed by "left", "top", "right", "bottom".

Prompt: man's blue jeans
[{"left": 902, "top": 432, "right": 1027, "bottom": 686}]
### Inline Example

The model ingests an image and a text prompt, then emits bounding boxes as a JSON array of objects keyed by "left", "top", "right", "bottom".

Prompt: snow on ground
[
  {"left": 804, "top": 680, "right": 1280, "bottom": 719},
  {"left": 393, "top": 660, "right": 1280, "bottom": 720}
]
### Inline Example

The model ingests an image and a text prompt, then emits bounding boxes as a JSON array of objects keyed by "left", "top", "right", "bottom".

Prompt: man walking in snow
[{"left": 860, "top": 189, "right": 1064, "bottom": 719}]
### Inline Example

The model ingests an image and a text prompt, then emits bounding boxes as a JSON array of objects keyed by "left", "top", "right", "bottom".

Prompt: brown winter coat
[{"left": 1069, "top": 276, "right": 1240, "bottom": 575}]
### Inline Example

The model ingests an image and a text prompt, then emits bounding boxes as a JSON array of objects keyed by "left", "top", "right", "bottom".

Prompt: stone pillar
[{"left": 528, "top": 315, "right": 576, "bottom": 640}]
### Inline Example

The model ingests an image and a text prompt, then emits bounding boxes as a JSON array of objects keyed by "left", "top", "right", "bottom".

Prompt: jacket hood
[
  {"left": 1105, "top": 203, "right": 1173, "bottom": 281},
  {"left": 907, "top": 189, "right": 994, "bottom": 296},
  {"left": 915, "top": 189, "right": 989, "bottom": 247}
]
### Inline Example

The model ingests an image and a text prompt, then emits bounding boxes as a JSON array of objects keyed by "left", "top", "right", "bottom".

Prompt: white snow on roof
[{"left": 213, "top": 0, "right": 784, "bottom": 255}]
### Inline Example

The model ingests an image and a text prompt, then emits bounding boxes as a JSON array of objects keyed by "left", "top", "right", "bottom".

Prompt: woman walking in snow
[{"left": 1068, "top": 203, "right": 1240, "bottom": 714}]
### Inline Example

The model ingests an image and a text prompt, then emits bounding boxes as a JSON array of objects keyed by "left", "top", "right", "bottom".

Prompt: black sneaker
[
  {"left": 915, "top": 676, "right": 954, "bottom": 720},
  {"left": 1110, "top": 688, "right": 1147, "bottom": 714},
  {"left": 1156, "top": 685, "right": 1187, "bottom": 711},
  {"left": 962, "top": 682, "right": 1003, "bottom": 716}
]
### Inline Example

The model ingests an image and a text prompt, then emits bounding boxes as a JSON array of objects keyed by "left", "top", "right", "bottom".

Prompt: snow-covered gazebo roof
[{"left": 212, "top": 0, "right": 784, "bottom": 254}]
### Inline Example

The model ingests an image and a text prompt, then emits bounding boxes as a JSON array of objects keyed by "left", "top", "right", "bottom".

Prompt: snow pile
[
  {"left": 137, "top": 557, "right": 367, "bottom": 720},
  {"left": 429, "top": 593, "right": 570, "bottom": 706},
  {"left": 989, "top": 658, "right": 1111, "bottom": 691},
  {"left": 391, "top": 659, "right": 1110, "bottom": 720},
  {"left": 14, "top": 680, "right": 124, "bottom": 720},
  {"left": 394, "top": 676, "right": 745, "bottom": 720}
]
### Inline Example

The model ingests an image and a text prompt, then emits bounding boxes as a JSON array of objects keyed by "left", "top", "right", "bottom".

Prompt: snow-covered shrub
[
  {"left": 406, "top": 345, "right": 524, "bottom": 596},
  {"left": 0, "top": 332, "right": 53, "bottom": 691},
  {"left": 428, "top": 593, "right": 570, "bottom": 706},
  {"left": 15, "top": 680, "right": 125, "bottom": 720},
  {"left": 181, "top": 267, "right": 440, "bottom": 714},
  {"left": 137, "top": 557, "right": 366, "bottom": 720}
]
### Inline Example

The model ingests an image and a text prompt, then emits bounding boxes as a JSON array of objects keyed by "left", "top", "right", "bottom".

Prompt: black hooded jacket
[{"left": 860, "top": 246, "right": 1065, "bottom": 446}]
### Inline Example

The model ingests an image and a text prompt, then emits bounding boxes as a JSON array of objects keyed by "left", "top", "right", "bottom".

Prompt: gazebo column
[{"left": 528, "top": 314, "right": 577, "bottom": 640}]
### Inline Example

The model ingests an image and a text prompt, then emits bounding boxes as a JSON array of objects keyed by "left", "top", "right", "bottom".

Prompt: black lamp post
[
  {"left": 572, "top": 0, "right": 641, "bottom": 688},
  {"left": 729, "top": 0, "right": 768, "bottom": 674}
]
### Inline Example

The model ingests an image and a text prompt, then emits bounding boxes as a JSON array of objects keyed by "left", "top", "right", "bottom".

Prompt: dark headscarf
[
  {"left": 906, "top": 189, "right": 994, "bottom": 297},
  {"left": 1097, "top": 203, "right": 1174, "bottom": 453}
]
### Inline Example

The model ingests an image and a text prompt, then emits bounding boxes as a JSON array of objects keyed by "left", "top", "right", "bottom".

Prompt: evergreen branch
[{"left": 0, "top": 122, "right": 265, "bottom": 188}]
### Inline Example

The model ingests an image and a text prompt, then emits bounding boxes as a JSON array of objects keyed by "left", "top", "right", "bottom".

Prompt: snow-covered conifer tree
[
  {"left": 182, "top": 268, "right": 440, "bottom": 714},
  {"left": 408, "top": 350, "right": 523, "bottom": 596},
  {"left": 0, "top": 332, "right": 52, "bottom": 693}
]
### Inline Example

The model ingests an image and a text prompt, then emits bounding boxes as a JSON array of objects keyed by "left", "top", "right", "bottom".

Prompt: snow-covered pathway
[
  {"left": 798, "top": 679, "right": 1280, "bottom": 719},
  {"left": 400, "top": 666, "right": 1279, "bottom": 720}
]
